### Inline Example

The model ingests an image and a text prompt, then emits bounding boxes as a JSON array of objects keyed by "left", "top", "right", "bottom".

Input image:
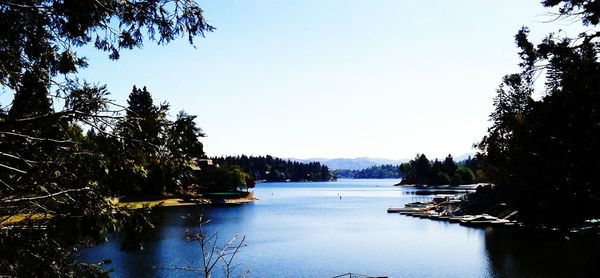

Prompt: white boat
[
  {"left": 448, "top": 215, "right": 474, "bottom": 223},
  {"left": 389, "top": 207, "right": 429, "bottom": 214},
  {"left": 387, "top": 207, "right": 417, "bottom": 213},
  {"left": 404, "top": 202, "right": 428, "bottom": 208},
  {"left": 387, "top": 201, "right": 431, "bottom": 213},
  {"left": 460, "top": 214, "right": 506, "bottom": 226}
]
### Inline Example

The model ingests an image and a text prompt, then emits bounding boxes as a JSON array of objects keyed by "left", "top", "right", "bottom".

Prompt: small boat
[
  {"left": 404, "top": 201, "right": 428, "bottom": 208},
  {"left": 387, "top": 207, "right": 424, "bottom": 213},
  {"left": 387, "top": 207, "right": 404, "bottom": 213},
  {"left": 410, "top": 210, "right": 438, "bottom": 218},
  {"left": 387, "top": 201, "right": 431, "bottom": 213},
  {"left": 448, "top": 215, "right": 474, "bottom": 223},
  {"left": 460, "top": 214, "right": 505, "bottom": 226},
  {"left": 429, "top": 211, "right": 453, "bottom": 221}
]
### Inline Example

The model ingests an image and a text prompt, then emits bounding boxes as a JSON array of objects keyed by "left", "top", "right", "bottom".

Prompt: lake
[{"left": 81, "top": 179, "right": 600, "bottom": 277}]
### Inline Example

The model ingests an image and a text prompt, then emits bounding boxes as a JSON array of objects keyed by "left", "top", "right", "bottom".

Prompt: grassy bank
[
  {"left": 1, "top": 192, "right": 257, "bottom": 226},
  {"left": 111, "top": 192, "right": 257, "bottom": 209}
]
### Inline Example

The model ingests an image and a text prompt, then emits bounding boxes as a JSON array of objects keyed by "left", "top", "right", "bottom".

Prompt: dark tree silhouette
[
  {"left": 476, "top": 0, "right": 600, "bottom": 227},
  {"left": 399, "top": 154, "right": 483, "bottom": 186},
  {"left": 0, "top": 0, "right": 214, "bottom": 275},
  {"left": 333, "top": 164, "right": 402, "bottom": 179},
  {"left": 214, "top": 155, "right": 334, "bottom": 182}
]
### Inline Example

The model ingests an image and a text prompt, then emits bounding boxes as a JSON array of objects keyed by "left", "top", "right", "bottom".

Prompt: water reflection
[
  {"left": 483, "top": 227, "right": 600, "bottom": 278},
  {"left": 80, "top": 180, "right": 600, "bottom": 277},
  {"left": 403, "top": 189, "right": 474, "bottom": 195}
]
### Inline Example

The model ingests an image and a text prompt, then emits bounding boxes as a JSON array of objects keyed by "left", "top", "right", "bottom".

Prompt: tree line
[
  {"left": 213, "top": 155, "right": 334, "bottom": 182},
  {"left": 399, "top": 154, "right": 481, "bottom": 186},
  {"left": 333, "top": 164, "right": 402, "bottom": 179}
]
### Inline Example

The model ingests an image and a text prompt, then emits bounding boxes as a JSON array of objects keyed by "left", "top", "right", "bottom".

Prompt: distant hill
[
  {"left": 454, "top": 153, "right": 476, "bottom": 162},
  {"left": 291, "top": 154, "right": 476, "bottom": 170},
  {"left": 291, "top": 157, "right": 408, "bottom": 170}
]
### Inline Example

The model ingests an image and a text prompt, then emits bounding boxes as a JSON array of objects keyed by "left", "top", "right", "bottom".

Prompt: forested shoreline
[
  {"left": 399, "top": 155, "right": 481, "bottom": 186},
  {"left": 331, "top": 156, "right": 481, "bottom": 184},
  {"left": 333, "top": 164, "right": 402, "bottom": 179},
  {"left": 213, "top": 155, "right": 334, "bottom": 182}
]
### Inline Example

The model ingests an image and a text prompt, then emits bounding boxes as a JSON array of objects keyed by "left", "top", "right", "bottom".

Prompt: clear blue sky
[{"left": 75, "top": 0, "right": 574, "bottom": 160}]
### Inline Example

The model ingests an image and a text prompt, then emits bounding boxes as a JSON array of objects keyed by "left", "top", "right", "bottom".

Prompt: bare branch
[
  {"left": 1, "top": 187, "right": 91, "bottom": 204},
  {"left": 0, "top": 151, "right": 36, "bottom": 165},
  {"left": 0, "top": 177, "right": 16, "bottom": 191},
  {"left": 0, "top": 162, "right": 27, "bottom": 174},
  {"left": 221, "top": 235, "right": 247, "bottom": 278},
  {"left": 0, "top": 131, "right": 73, "bottom": 144}
]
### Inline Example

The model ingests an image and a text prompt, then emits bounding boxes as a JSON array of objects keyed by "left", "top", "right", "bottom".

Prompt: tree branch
[
  {"left": 0, "top": 162, "right": 27, "bottom": 174},
  {"left": 1, "top": 187, "right": 91, "bottom": 204},
  {"left": 0, "top": 131, "right": 73, "bottom": 144}
]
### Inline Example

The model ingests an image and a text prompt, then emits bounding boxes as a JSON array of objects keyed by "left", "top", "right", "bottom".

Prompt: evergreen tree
[
  {"left": 0, "top": 1, "right": 214, "bottom": 275},
  {"left": 476, "top": 0, "right": 600, "bottom": 227},
  {"left": 400, "top": 154, "right": 480, "bottom": 185},
  {"left": 442, "top": 155, "right": 458, "bottom": 177},
  {"left": 430, "top": 159, "right": 451, "bottom": 185},
  {"left": 213, "top": 155, "right": 334, "bottom": 182},
  {"left": 121, "top": 86, "right": 169, "bottom": 149},
  {"left": 414, "top": 154, "right": 431, "bottom": 184},
  {"left": 7, "top": 70, "right": 52, "bottom": 120},
  {"left": 168, "top": 111, "right": 205, "bottom": 159},
  {"left": 350, "top": 164, "right": 402, "bottom": 179}
]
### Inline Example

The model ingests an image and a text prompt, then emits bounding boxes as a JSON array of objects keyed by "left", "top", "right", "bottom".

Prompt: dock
[{"left": 387, "top": 197, "right": 520, "bottom": 227}]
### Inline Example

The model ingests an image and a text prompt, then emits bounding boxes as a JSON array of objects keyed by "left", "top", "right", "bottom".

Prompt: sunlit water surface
[{"left": 81, "top": 179, "right": 600, "bottom": 277}]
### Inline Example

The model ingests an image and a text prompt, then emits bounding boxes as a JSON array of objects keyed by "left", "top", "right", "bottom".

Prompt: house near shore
[{"left": 188, "top": 158, "right": 217, "bottom": 171}]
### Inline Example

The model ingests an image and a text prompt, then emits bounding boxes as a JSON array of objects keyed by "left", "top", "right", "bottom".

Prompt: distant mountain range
[
  {"left": 291, "top": 153, "right": 476, "bottom": 170},
  {"left": 291, "top": 157, "right": 408, "bottom": 170},
  {"left": 453, "top": 153, "right": 476, "bottom": 162}
]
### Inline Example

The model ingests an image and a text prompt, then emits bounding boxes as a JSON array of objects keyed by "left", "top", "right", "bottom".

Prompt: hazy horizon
[{"left": 214, "top": 153, "right": 475, "bottom": 162}]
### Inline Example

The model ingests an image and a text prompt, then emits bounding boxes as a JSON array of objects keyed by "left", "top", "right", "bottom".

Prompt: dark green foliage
[
  {"left": 82, "top": 86, "right": 208, "bottom": 196},
  {"left": 168, "top": 111, "right": 205, "bottom": 159},
  {"left": 442, "top": 155, "right": 458, "bottom": 177},
  {"left": 0, "top": 0, "right": 213, "bottom": 275},
  {"left": 399, "top": 154, "right": 432, "bottom": 185},
  {"left": 213, "top": 155, "right": 334, "bottom": 182},
  {"left": 331, "top": 169, "right": 355, "bottom": 179},
  {"left": 333, "top": 164, "right": 402, "bottom": 179},
  {"left": 7, "top": 70, "right": 53, "bottom": 120},
  {"left": 1, "top": 82, "right": 211, "bottom": 274},
  {"left": 399, "top": 154, "right": 483, "bottom": 185},
  {"left": 121, "top": 85, "right": 169, "bottom": 149},
  {"left": 476, "top": 0, "right": 600, "bottom": 227},
  {"left": 414, "top": 154, "right": 432, "bottom": 184},
  {"left": 354, "top": 164, "right": 401, "bottom": 179},
  {"left": 199, "top": 165, "right": 253, "bottom": 192},
  {"left": 0, "top": 0, "right": 214, "bottom": 88},
  {"left": 114, "top": 86, "right": 170, "bottom": 194},
  {"left": 454, "top": 167, "right": 475, "bottom": 185},
  {"left": 460, "top": 155, "right": 480, "bottom": 173}
]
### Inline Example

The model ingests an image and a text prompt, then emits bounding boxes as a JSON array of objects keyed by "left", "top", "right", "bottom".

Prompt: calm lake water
[{"left": 81, "top": 179, "right": 600, "bottom": 277}]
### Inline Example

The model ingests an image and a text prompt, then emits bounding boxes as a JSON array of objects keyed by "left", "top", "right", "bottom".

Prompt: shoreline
[
  {"left": 113, "top": 192, "right": 257, "bottom": 209},
  {"left": 2, "top": 193, "right": 257, "bottom": 225},
  {"left": 393, "top": 183, "right": 488, "bottom": 190}
]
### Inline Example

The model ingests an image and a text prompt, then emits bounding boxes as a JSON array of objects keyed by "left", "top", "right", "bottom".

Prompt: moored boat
[{"left": 460, "top": 214, "right": 505, "bottom": 226}]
